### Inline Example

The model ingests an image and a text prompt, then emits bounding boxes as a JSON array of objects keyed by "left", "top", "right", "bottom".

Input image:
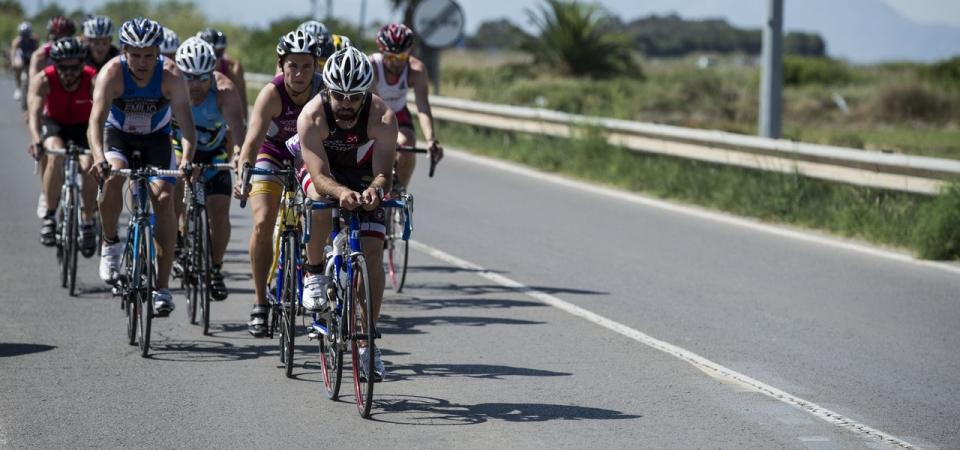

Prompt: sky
[
  {"left": 24, "top": 0, "right": 960, "bottom": 61},
  {"left": 30, "top": 0, "right": 960, "bottom": 29}
]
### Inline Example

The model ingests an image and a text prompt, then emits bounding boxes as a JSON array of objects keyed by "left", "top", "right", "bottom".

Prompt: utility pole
[
  {"left": 759, "top": 0, "right": 783, "bottom": 139},
  {"left": 326, "top": 0, "right": 333, "bottom": 21},
  {"left": 310, "top": 0, "right": 317, "bottom": 18},
  {"left": 359, "top": 0, "right": 367, "bottom": 39}
]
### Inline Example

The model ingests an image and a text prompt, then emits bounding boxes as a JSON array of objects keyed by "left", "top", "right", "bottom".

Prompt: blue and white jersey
[
  {"left": 173, "top": 85, "right": 226, "bottom": 153},
  {"left": 107, "top": 55, "right": 171, "bottom": 135}
]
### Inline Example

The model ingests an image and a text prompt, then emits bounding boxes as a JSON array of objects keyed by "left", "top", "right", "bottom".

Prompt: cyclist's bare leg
[
  {"left": 304, "top": 189, "right": 332, "bottom": 269},
  {"left": 360, "top": 236, "right": 385, "bottom": 326},
  {"left": 207, "top": 194, "right": 231, "bottom": 266},
  {"left": 99, "top": 158, "right": 129, "bottom": 240},
  {"left": 395, "top": 127, "right": 417, "bottom": 189},
  {"left": 249, "top": 187, "right": 281, "bottom": 306},
  {"left": 41, "top": 136, "right": 65, "bottom": 213},
  {"left": 78, "top": 155, "right": 97, "bottom": 223},
  {"left": 173, "top": 178, "right": 186, "bottom": 236},
  {"left": 149, "top": 180, "right": 176, "bottom": 290}
]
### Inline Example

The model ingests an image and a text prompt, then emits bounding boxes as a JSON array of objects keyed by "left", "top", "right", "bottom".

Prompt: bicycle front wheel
[
  {"left": 349, "top": 255, "right": 375, "bottom": 418},
  {"left": 199, "top": 208, "right": 212, "bottom": 336},
  {"left": 279, "top": 233, "right": 298, "bottom": 378},
  {"left": 66, "top": 187, "right": 80, "bottom": 296}
]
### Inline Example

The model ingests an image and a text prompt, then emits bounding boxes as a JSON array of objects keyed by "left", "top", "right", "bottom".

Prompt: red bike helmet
[
  {"left": 47, "top": 16, "right": 77, "bottom": 39},
  {"left": 376, "top": 23, "right": 415, "bottom": 54}
]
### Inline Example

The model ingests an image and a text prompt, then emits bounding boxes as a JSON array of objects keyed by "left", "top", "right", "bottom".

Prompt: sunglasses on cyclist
[
  {"left": 56, "top": 63, "right": 83, "bottom": 73},
  {"left": 183, "top": 72, "right": 212, "bottom": 82},
  {"left": 329, "top": 90, "right": 364, "bottom": 102},
  {"left": 383, "top": 52, "right": 410, "bottom": 62}
]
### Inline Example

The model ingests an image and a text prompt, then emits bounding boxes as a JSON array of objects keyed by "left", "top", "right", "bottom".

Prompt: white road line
[
  {"left": 446, "top": 148, "right": 960, "bottom": 277},
  {"left": 410, "top": 240, "right": 917, "bottom": 449}
]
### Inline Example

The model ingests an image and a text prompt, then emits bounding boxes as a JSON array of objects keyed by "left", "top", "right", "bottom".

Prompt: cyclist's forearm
[
  {"left": 417, "top": 111, "right": 437, "bottom": 142},
  {"left": 313, "top": 175, "right": 351, "bottom": 199}
]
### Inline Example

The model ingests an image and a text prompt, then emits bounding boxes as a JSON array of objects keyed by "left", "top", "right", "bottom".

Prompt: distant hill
[
  {"left": 782, "top": 0, "right": 960, "bottom": 63},
  {"left": 466, "top": 14, "right": 826, "bottom": 58}
]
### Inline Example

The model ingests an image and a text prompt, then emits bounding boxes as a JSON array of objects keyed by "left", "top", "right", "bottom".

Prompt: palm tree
[{"left": 524, "top": 0, "right": 641, "bottom": 79}]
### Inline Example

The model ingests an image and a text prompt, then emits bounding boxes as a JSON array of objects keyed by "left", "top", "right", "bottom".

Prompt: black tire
[
  {"left": 184, "top": 209, "right": 198, "bottom": 325},
  {"left": 279, "top": 233, "right": 297, "bottom": 378},
  {"left": 122, "top": 240, "right": 136, "bottom": 345},
  {"left": 320, "top": 262, "right": 344, "bottom": 400},
  {"left": 394, "top": 207, "right": 410, "bottom": 293},
  {"left": 199, "top": 208, "right": 212, "bottom": 336},
  {"left": 67, "top": 187, "right": 79, "bottom": 296},
  {"left": 137, "top": 224, "right": 153, "bottom": 358},
  {"left": 57, "top": 202, "right": 67, "bottom": 288},
  {"left": 349, "top": 255, "right": 375, "bottom": 418}
]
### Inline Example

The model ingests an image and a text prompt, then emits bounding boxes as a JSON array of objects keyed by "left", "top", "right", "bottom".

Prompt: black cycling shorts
[
  {"left": 42, "top": 116, "right": 89, "bottom": 148},
  {"left": 193, "top": 148, "right": 232, "bottom": 197},
  {"left": 104, "top": 126, "right": 176, "bottom": 183}
]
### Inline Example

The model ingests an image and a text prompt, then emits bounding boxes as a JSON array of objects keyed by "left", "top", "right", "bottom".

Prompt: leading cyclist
[
  {"left": 297, "top": 47, "right": 399, "bottom": 381},
  {"left": 88, "top": 18, "right": 197, "bottom": 316}
]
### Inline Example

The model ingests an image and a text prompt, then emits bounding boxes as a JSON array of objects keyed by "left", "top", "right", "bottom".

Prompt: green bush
[
  {"left": 783, "top": 56, "right": 851, "bottom": 86},
  {"left": 874, "top": 80, "right": 952, "bottom": 123},
  {"left": 924, "top": 57, "right": 960, "bottom": 89},
  {"left": 913, "top": 183, "right": 960, "bottom": 259}
]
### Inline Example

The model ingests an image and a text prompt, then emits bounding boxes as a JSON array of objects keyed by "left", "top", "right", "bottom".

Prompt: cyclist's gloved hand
[
  {"left": 93, "top": 160, "right": 111, "bottom": 184},
  {"left": 428, "top": 139, "right": 443, "bottom": 163},
  {"left": 179, "top": 161, "right": 195, "bottom": 182},
  {"left": 28, "top": 142, "right": 42, "bottom": 161}
]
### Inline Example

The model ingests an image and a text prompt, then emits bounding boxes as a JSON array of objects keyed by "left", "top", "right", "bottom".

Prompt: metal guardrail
[{"left": 245, "top": 72, "right": 959, "bottom": 195}]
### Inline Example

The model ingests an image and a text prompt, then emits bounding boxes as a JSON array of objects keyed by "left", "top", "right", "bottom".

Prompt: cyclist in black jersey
[{"left": 298, "top": 47, "right": 399, "bottom": 381}]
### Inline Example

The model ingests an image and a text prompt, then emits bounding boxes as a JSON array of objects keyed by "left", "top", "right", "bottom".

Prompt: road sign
[{"left": 413, "top": 0, "right": 465, "bottom": 49}]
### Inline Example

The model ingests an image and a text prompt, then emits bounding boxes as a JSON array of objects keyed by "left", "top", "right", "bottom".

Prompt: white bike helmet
[
  {"left": 297, "top": 20, "right": 330, "bottom": 41},
  {"left": 175, "top": 37, "right": 217, "bottom": 75},
  {"left": 118, "top": 17, "right": 163, "bottom": 48},
  {"left": 82, "top": 15, "right": 114, "bottom": 39},
  {"left": 276, "top": 29, "right": 320, "bottom": 58},
  {"left": 159, "top": 27, "right": 180, "bottom": 55},
  {"left": 322, "top": 47, "right": 373, "bottom": 93}
]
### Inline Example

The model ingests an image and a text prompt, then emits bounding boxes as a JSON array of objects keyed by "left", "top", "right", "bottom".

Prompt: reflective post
[{"left": 759, "top": 0, "right": 783, "bottom": 139}]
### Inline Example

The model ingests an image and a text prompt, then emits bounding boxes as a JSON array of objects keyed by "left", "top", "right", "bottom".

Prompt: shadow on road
[
  {"left": 0, "top": 343, "right": 56, "bottom": 357},
  {"left": 409, "top": 283, "right": 607, "bottom": 296},
  {"left": 369, "top": 395, "right": 642, "bottom": 425},
  {"left": 405, "top": 265, "right": 507, "bottom": 275},
  {"left": 385, "top": 363, "right": 570, "bottom": 381},
  {"left": 387, "top": 297, "right": 546, "bottom": 311},
  {"left": 377, "top": 314, "right": 545, "bottom": 336}
]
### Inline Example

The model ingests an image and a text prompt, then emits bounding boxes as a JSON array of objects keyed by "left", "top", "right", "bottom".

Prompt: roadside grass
[
  {"left": 438, "top": 120, "right": 960, "bottom": 259},
  {"left": 438, "top": 50, "right": 960, "bottom": 160}
]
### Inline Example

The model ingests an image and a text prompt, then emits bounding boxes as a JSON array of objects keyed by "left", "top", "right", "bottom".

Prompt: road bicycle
[
  {"left": 47, "top": 142, "right": 95, "bottom": 296},
  {"left": 102, "top": 159, "right": 182, "bottom": 358},
  {"left": 308, "top": 197, "right": 409, "bottom": 418},
  {"left": 240, "top": 162, "right": 304, "bottom": 378},
  {"left": 179, "top": 163, "right": 233, "bottom": 335}
]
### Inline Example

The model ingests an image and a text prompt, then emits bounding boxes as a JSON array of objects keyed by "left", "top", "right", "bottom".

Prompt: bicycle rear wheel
[
  {"left": 349, "top": 255, "right": 375, "bottom": 418},
  {"left": 121, "top": 238, "right": 136, "bottom": 345},
  {"left": 66, "top": 187, "right": 79, "bottom": 296},
  {"left": 279, "top": 233, "right": 298, "bottom": 378},
  {"left": 393, "top": 207, "right": 410, "bottom": 293},
  {"left": 136, "top": 225, "right": 154, "bottom": 357},
  {"left": 319, "top": 269, "right": 344, "bottom": 399}
]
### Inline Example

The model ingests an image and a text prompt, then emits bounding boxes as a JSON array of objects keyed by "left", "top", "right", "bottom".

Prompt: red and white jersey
[{"left": 370, "top": 52, "right": 410, "bottom": 113}]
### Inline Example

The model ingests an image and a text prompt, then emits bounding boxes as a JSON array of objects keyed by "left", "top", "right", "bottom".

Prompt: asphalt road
[{"left": 1, "top": 77, "right": 957, "bottom": 449}]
